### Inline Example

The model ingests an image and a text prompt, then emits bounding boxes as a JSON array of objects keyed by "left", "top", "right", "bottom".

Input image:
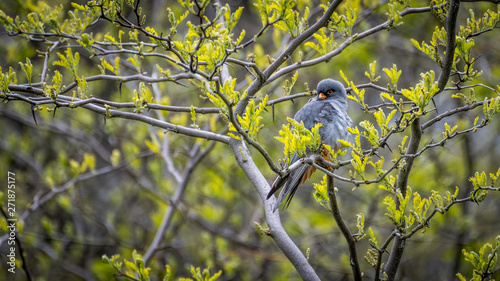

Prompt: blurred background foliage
[{"left": 0, "top": 0, "right": 499, "bottom": 280}]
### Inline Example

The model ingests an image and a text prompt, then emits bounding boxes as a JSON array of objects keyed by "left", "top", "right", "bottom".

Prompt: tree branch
[
  {"left": 382, "top": 1, "right": 459, "bottom": 277},
  {"left": 437, "top": 0, "right": 460, "bottom": 92},
  {"left": 6, "top": 93, "right": 231, "bottom": 144},
  {"left": 41, "top": 41, "right": 60, "bottom": 83},
  {"left": 384, "top": 117, "right": 422, "bottom": 280},
  {"left": 0, "top": 207, "right": 33, "bottom": 281},
  {"left": 374, "top": 231, "right": 397, "bottom": 281},
  {"left": 327, "top": 175, "right": 362, "bottom": 281},
  {"left": 421, "top": 100, "right": 485, "bottom": 130},
  {"left": 402, "top": 185, "right": 500, "bottom": 240},
  {"left": 229, "top": 139, "right": 320, "bottom": 281}
]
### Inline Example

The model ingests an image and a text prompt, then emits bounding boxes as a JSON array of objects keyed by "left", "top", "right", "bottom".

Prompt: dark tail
[
  {"left": 267, "top": 174, "right": 288, "bottom": 199},
  {"left": 270, "top": 164, "right": 309, "bottom": 212}
]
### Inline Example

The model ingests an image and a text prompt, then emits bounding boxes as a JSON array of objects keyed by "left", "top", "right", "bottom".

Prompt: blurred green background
[{"left": 0, "top": 0, "right": 499, "bottom": 280}]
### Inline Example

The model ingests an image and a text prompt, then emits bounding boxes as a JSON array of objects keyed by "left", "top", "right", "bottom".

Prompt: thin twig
[
  {"left": 327, "top": 175, "right": 362, "bottom": 281},
  {"left": 40, "top": 41, "right": 60, "bottom": 84}
]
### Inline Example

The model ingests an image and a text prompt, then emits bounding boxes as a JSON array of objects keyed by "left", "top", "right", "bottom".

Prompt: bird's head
[{"left": 316, "top": 79, "right": 346, "bottom": 101}]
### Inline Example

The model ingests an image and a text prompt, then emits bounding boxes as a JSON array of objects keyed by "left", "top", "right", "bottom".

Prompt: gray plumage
[{"left": 268, "top": 79, "right": 352, "bottom": 212}]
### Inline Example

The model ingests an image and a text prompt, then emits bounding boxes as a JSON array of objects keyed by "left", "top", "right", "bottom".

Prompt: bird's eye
[{"left": 327, "top": 90, "right": 334, "bottom": 95}]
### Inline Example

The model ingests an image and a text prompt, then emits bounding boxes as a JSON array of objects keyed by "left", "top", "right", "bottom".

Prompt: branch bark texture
[
  {"left": 229, "top": 139, "right": 320, "bottom": 281},
  {"left": 383, "top": 118, "right": 422, "bottom": 280}
]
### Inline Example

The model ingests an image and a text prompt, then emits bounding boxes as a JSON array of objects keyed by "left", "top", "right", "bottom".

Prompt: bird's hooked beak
[{"left": 318, "top": 92, "right": 327, "bottom": 100}]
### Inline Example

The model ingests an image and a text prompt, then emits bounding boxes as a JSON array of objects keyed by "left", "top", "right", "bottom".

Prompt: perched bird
[{"left": 267, "top": 79, "right": 352, "bottom": 212}]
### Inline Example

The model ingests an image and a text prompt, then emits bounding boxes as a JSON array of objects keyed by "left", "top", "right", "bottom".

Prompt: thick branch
[
  {"left": 383, "top": 1, "right": 459, "bottom": 277},
  {"left": 229, "top": 139, "right": 320, "bottom": 281},
  {"left": 384, "top": 117, "right": 422, "bottom": 280},
  {"left": 437, "top": 0, "right": 460, "bottom": 92}
]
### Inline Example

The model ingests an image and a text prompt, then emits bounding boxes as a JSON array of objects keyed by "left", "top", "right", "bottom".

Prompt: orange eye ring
[{"left": 327, "top": 90, "right": 334, "bottom": 95}]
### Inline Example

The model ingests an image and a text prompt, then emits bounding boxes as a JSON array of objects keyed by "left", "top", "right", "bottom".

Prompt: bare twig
[
  {"left": 422, "top": 100, "right": 485, "bottom": 130},
  {"left": 40, "top": 41, "right": 60, "bottom": 84}
]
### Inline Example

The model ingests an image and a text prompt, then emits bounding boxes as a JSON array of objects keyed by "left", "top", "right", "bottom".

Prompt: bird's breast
[{"left": 319, "top": 115, "right": 350, "bottom": 147}]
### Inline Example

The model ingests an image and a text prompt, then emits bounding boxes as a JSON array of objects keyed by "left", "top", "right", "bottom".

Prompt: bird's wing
[{"left": 269, "top": 99, "right": 349, "bottom": 211}]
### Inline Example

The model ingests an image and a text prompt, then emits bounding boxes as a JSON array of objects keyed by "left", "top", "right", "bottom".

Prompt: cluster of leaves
[
  {"left": 457, "top": 236, "right": 500, "bottom": 281},
  {"left": 413, "top": 7, "right": 500, "bottom": 84},
  {"left": 0, "top": 66, "right": 17, "bottom": 95},
  {"left": 328, "top": 4, "right": 358, "bottom": 38},
  {"left": 306, "top": 2, "right": 361, "bottom": 55},
  {"left": 312, "top": 175, "right": 331, "bottom": 212},
  {"left": 339, "top": 126, "right": 383, "bottom": 182},
  {"left": 470, "top": 169, "right": 500, "bottom": 203},
  {"left": 386, "top": 1, "right": 405, "bottom": 29},
  {"left": 0, "top": 2, "right": 98, "bottom": 36},
  {"left": 229, "top": 95, "right": 268, "bottom": 140},
  {"left": 401, "top": 71, "right": 439, "bottom": 110},
  {"left": 254, "top": 0, "right": 310, "bottom": 38},
  {"left": 132, "top": 82, "right": 153, "bottom": 113},
  {"left": 382, "top": 187, "right": 432, "bottom": 229},
  {"left": 275, "top": 118, "right": 323, "bottom": 166},
  {"left": 103, "top": 251, "right": 151, "bottom": 281},
  {"left": 103, "top": 250, "right": 222, "bottom": 281},
  {"left": 380, "top": 167, "right": 500, "bottom": 231}
]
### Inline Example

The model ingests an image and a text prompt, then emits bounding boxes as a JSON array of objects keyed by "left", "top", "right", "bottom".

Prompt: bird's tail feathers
[
  {"left": 272, "top": 164, "right": 309, "bottom": 212},
  {"left": 267, "top": 174, "right": 289, "bottom": 199}
]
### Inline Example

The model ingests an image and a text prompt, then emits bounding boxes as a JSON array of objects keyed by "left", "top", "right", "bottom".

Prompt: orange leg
[{"left": 319, "top": 144, "right": 333, "bottom": 172}]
